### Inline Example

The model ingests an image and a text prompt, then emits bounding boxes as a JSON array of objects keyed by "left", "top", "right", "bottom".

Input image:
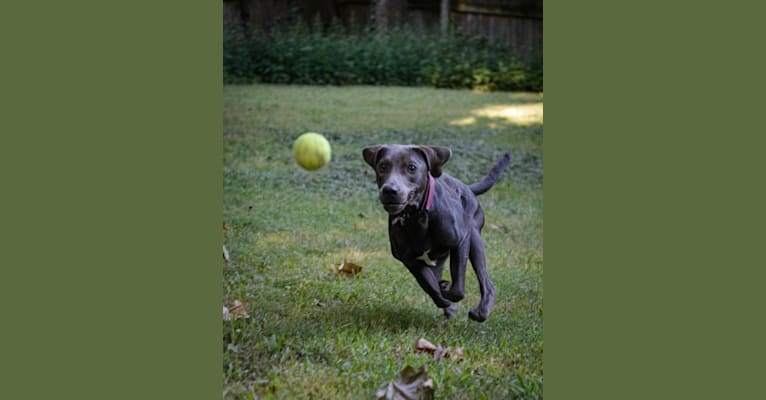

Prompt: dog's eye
[
  {"left": 378, "top": 164, "right": 389, "bottom": 173},
  {"left": 407, "top": 164, "right": 417, "bottom": 172}
]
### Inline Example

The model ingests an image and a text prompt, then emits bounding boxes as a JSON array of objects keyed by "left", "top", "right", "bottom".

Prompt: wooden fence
[{"left": 224, "top": 0, "right": 542, "bottom": 58}]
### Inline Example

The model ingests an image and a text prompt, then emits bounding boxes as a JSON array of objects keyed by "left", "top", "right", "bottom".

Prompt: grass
[{"left": 223, "top": 84, "right": 543, "bottom": 399}]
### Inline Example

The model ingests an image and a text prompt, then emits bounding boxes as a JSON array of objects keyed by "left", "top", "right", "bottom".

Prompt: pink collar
[{"left": 423, "top": 175, "right": 435, "bottom": 210}]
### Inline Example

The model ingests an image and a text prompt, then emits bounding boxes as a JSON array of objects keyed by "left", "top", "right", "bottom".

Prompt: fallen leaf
[
  {"left": 229, "top": 300, "right": 250, "bottom": 319},
  {"left": 313, "top": 298, "right": 325, "bottom": 307},
  {"left": 223, "top": 305, "right": 232, "bottom": 321},
  {"left": 415, "top": 338, "right": 438, "bottom": 354},
  {"left": 223, "top": 245, "right": 230, "bottom": 263},
  {"left": 223, "top": 223, "right": 229, "bottom": 231},
  {"left": 376, "top": 365, "right": 434, "bottom": 400},
  {"left": 414, "top": 338, "right": 464, "bottom": 361},
  {"left": 433, "top": 346, "right": 449, "bottom": 361},
  {"left": 333, "top": 261, "right": 363, "bottom": 277}
]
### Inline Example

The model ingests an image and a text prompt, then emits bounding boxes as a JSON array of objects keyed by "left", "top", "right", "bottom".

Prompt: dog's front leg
[
  {"left": 441, "top": 235, "right": 470, "bottom": 302},
  {"left": 404, "top": 262, "right": 455, "bottom": 313},
  {"left": 432, "top": 258, "right": 458, "bottom": 319}
]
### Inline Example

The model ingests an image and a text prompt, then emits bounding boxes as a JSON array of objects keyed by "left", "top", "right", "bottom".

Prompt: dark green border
[
  {"left": 546, "top": 1, "right": 765, "bottom": 399},
  {"left": 2, "top": 1, "right": 221, "bottom": 399}
]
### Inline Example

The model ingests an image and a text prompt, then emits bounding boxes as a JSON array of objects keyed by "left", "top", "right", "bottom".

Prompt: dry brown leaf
[
  {"left": 433, "top": 347, "right": 448, "bottom": 361},
  {"left": 223, "top": 305, "right": 232, "bottom": 321},
  {"left": 414, "top": 338, "right": 464, "bottom": 361},
  {"left": 333, "top": 261, "right": 363, "bottom": 277},
  {"left": 415, "top": 338, "right": 438, "bottom": 354},
  {"left": 376, "top": 365, "right": 434, "bottom": 400},
  {"left": 229, "top": 300, "right": 250, "bottom": 319}
]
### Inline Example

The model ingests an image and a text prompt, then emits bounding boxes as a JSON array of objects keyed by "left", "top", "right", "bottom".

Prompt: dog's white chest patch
[{"left": 416, "top": 249, "right": 437, "bottom": 266}]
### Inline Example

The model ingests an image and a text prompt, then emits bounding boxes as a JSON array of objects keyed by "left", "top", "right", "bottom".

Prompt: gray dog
[{"left": 363, "top": 145, "right": 511, "bottom": 322}]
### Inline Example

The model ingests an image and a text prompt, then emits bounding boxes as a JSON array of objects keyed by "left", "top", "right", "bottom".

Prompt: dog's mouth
[
  {"left": 380, "top": 189, "right": 421, "bottom": 215},
  {"left": 381, "top": 202, "right": 406, "bottom": 214}
]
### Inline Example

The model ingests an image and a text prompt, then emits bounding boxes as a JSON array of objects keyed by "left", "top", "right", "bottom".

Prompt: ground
[{"left": 223, "top": 84, "right": 543, "bottom": 399}]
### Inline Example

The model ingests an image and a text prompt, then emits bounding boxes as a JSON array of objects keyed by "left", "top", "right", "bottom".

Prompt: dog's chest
[{"left": 389, "top": 213, "right": 449, "bottom": 266}]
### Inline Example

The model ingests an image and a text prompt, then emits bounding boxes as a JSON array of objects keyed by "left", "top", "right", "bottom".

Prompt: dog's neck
[{"left": 391, "top": 175, "right": 435, "bottom": 226}]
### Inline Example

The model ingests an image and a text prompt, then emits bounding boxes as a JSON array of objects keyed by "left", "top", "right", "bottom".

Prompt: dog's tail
[{"left": 469, "top": 152, "right": 512, "bottom": 195}]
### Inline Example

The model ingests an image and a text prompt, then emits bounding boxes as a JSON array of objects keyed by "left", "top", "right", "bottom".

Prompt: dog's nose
[{"left": 381, "top": 184, "right": 399, "bottom": 198}]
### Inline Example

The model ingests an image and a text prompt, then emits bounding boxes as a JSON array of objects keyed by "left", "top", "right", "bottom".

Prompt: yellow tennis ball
[{"left": 293, "top": 132, "right": 331, "bottom": 171}]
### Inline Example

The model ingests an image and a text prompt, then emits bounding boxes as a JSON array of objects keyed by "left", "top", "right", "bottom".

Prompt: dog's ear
[
  {"left": 415, "top": 146, "right": 452, "bottom": 177},
  {"left": 362, "top": 145, "right": 384, "bottom": 168}
]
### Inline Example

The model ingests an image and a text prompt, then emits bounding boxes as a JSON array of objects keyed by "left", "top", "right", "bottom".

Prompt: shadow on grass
[{"left": 303, "top": 302, "right": 439, "bottom": 335}]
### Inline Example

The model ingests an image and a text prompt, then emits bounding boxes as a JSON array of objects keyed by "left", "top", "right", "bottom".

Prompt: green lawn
[{"left": 223, "top": 84, "right": 543, "bottom": 399}]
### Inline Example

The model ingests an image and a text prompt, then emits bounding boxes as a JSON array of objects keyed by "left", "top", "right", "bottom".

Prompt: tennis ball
[{"left": 293, "top": 132, "right": 331, "bottom": 171}]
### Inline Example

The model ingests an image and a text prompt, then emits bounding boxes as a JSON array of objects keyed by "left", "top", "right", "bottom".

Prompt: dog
[{"left": 362, "top": 145, "right": 511, "bottom": 322}]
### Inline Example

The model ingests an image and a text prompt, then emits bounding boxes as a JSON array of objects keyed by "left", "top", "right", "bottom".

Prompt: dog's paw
[
  {"left": 439, "top": 281, "right": 464, "bottom": 302},
  {"left": 442, "top": 303, "right": 458, "bottom": 321},
  {"left": 468, "top": 308, "right": 489, "bottom": 322},
  {"left": 442, "top": 288, "right": 464, "bottom": 302},
  {"left": 469, "top": 295, "right": 495, "bottom": 322}
]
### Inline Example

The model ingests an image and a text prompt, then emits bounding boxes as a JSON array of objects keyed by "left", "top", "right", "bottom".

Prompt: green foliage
[
  {"left": 223, "top": 22, "right": 255, "bottom": 84},
  {"left": 223, "top": 24, "right": 542, "bottom": 91}
]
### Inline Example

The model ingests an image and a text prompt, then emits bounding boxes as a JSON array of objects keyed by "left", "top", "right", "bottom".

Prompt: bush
[
  {"left": 223, "top": 23, "right": 542, "bottom": 92},
  {"left": 223, "top": 22, "right": 255, "bottom": 84}
]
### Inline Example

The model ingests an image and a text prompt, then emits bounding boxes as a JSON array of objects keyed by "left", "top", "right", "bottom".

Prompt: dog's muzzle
[{"left": 379, "top": 183, "right": 408, "bottom": 214}]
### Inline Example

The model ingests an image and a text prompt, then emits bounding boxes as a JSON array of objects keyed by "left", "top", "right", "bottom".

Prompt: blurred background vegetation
[{"left": 223, "top": 0, "right": 543, "bottom": 91}]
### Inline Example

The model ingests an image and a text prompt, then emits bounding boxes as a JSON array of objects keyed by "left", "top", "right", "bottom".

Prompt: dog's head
[{"left": 362, "top": 144, "right": 452, "bottom": 215}]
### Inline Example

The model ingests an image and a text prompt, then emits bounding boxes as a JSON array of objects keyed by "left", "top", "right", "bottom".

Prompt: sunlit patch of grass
[
  {"left": 451, "top": 103, "right": 544, "bottom": 127},
  {"left": 224, "top": 84, "right": 542, "bottom": 399}
]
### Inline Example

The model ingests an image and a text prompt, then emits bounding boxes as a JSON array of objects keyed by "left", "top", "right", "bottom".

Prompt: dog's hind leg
[{"left": 467, "top": 229, "right": 496, "bottom": 322}]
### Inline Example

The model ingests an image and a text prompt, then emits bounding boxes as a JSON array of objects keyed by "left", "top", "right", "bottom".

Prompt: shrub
[
  {"left": 223, "top": 22, "right": 256, "bottom": 84},
  {"left": 223, "top": 23, "right": 542, "bottom": 92}
]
